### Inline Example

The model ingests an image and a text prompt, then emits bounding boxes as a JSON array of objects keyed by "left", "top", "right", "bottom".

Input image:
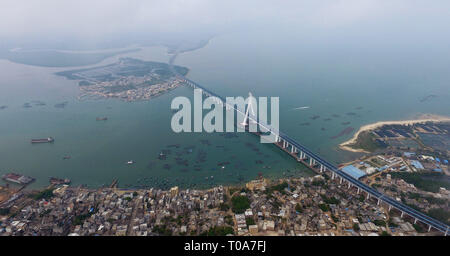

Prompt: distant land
[
  {"left": 2, "top": 48, "right": 142, "bottom": 67},
  {"left": 56, "top": 58, "right": 189, "bottom": 101}
]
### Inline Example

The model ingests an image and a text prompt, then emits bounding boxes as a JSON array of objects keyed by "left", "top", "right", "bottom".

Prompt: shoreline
[{"left": 339, "top": 114, "right": 450, "bottom": 153}]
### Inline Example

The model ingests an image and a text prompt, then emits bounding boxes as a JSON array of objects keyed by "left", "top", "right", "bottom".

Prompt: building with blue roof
[
  {"left": 404, "top": 152, "right": 415, "bottom": 158},
  {"left": 410, "top": 160, "right": 424, "bottom": 170},
  {"left": 341, "top": 165, "right": 366, "bottom": 180}
]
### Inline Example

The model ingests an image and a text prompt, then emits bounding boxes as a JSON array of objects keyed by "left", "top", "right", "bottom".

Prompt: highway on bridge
[{"left": 169, "top": 54, "right": 449, "bottom": 235}]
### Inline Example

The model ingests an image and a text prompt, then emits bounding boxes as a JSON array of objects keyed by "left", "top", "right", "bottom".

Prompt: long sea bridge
[{"left": 169, "top": 56, "right": 449, "bottom": 235}]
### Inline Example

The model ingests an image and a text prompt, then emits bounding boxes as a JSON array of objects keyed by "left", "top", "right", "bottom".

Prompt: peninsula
[
  {"left": 339, "top": 114, "right": 450, "bottom": 153},
  {"left": 56, "top": 58, "right": 189, "bottom": 102}
]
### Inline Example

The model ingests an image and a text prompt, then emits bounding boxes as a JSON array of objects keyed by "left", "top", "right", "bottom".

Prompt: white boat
[
  {"left": 293, "top": 106, "right": 310, "bottom": 110},
  {"left": 126, "top": 160, "right": 135, "bottom": 165}
]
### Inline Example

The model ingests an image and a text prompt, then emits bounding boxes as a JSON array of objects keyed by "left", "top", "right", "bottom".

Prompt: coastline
[{"left": 339, "top": 114, "right": 450, "bottom": 153}]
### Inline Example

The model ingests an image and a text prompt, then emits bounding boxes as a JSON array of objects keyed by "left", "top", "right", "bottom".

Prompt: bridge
[{"left": 169, "top": 54, "right": 449, "bottom": 235}]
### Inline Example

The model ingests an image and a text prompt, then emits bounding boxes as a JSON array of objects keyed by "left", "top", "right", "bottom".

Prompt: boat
[
  {"left": 63, "top": 156, "right": 71, "bottom": 160},
  {"left": 31, "top": 137, "right": 54, "bottom": 144},
  {"left": 96, "top": 117, "right": 108, "bottom": 121},
  {"left": 158, "top": 152, "right": 166, "bottom": 160},
  {"left": 126, "top": 160, "right": 135, "bottom": 165}
]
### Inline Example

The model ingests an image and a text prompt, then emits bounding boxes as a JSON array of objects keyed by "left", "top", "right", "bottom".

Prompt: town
[
  {"left": 56, "top": 57, "right": 189, "bottom": 102},
  {"left": 1, "top": 167, "right": 447, "bottom": 236}
]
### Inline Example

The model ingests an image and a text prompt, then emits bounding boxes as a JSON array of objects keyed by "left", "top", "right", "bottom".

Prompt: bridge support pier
[
  {"left": 340, "top": 177, "right": 343, "bottom": 184},
  {"left": 331, "top": 173, "right": 335, "bottom": 180},
  {"left": 388, "top": 205, "right": 392, "bottom": 211},
  {"left": 290, "top": 146, "right": 294, "bottom": 153},
  {"left": 357, "top": 188, "right": 360, "bottom": 194},
  {"left": 347, "top": 182, "right": 351, "bottom": 189},
  {"left": 377, "top": 199, "right": 380, "bottom": 206},
  {"left": 414, "top": 219, "right": 417, "bottom": 224},
  {"left": 428, "top": 225, "right": 432, "bottom": 232},
  {"left": 366, "top": 193, "right": 370, "bottom": 200},
  {"left": 309, "top": 158, "right": 313, "bottom": 166},
  {"left": 401, "top": 212, "right": 404, "bottom": 218}
]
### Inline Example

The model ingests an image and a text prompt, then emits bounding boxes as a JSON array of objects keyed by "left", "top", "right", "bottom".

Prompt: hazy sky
[{"left": 1, "top": 0, "right": 449, "bottom": 48}]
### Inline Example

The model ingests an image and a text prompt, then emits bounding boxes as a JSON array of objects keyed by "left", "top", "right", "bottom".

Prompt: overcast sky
[{"left": 1, "top": 0, "right": 449, "bottom": 48}]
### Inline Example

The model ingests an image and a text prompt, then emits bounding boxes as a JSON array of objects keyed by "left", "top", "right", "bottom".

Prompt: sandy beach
[{"left": 339, "top": 114, "right": 450, "bottom": 153}]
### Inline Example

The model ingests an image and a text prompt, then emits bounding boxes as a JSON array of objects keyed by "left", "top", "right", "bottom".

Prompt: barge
[{"left": 31, "top": 137, "right": 54, "bottom": 144}]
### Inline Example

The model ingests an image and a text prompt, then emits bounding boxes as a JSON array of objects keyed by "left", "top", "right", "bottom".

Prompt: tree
[
  {"left": 380, "top": 231, "right": 391, "bottom": 236},
  {"left": 373, "top": 219, "right": 386, "bottom": 227},
  {"left": 231, "top": 195, "right": 250, "bottom": 214},
  {"left": 295, "top": 203, "right": 303, "bottom": 213},
  {"left": 318, "top": 204, "right": 330, "bottom": 212}
]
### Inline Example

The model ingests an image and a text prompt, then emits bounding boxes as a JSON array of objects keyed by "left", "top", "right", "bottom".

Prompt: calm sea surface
[{"left": 1, "top": 31, "right": 449, "bottom": 189}]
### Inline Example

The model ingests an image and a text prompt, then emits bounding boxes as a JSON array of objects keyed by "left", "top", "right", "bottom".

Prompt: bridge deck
[{"left": 169, "top": 56, "right": 449, "bottom": 235}]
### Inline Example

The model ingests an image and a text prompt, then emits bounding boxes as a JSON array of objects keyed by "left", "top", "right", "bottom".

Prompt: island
[{"left": 56, "top": 58, "right": 189, "bottom": 102}]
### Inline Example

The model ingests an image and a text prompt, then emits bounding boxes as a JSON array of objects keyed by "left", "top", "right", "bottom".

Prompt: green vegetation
[
  {"left": 373, "top": 219, "right": 386, "bottom": 227},
  {"left": 204, "top": 226, "right": 234, "bottom": 236},
  {"left": 427, "top": 208, "right": 450, "bottom": 225},
  {"left": 231, "top": 195, "right": 250, "bottom": 214},
  {"left": 391, "top": 172, "right": 450, "bottom": 193},
  {"left": 224, "top": 215, "right": 234, "bottom": 226},
  {"left": 311, "top": 180, "right": 325, "bottom": 187},
  {"left": 295, "top": 203, "right": 303, "bottom": 213},
  {"left": 353, "top": 223, "right": 360, "bottom": 231},
  {"left": 219, "top": 203, "right": 230, "bottom": 211},
  {"left": 30, "top": 188, "right": 54, "bottom": 200},
  {"left": 246, "top": 217, "right": 256, "bottom": 226},
  {"left": 271, "top": 199, "right": 282, "bottom": 211},
  {"left": 39, "top": 209, "right": 52, "bottom": 217},
  {"left": 331, "top": 214, "right": 339, "bottom": 222},
  {"left": 153, "top": 225, "right": 172, "bottom": 236},
  {"left": 318, "top": 204, "right": 330, "bottom": 212},
  {"left": 56, "top": 57, "right": 188, "bottom": 81},
  {"left": 380, "top": 231, "right": 391, "bottom": 236},
  {"left": 321, "top": 195, "right": 340, "bottom": 205},
  {"left": 0, "top": 208, "right": 10, "bottom": 216},
  {"left": 413, "top": 224, "right": 424, "bottom": 233},
  {"left": 265, "top": 182, "right": 288, "bottom": 196},
  {"left": 73, "top": 213, "right": 91, "bottom": 226},
  {"left": 351, "top": 131, "right": 384, "bottom": 152},
  {"left": 6, "top": 49, "right": 141, "bottom": 67}
]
